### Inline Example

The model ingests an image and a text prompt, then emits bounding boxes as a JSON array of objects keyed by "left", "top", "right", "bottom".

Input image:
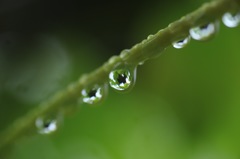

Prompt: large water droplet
[
  {"left": 222, "top": 12, "right": 240, "bottom": 28},
  {"left": 81, "top": 84, "right": 107, "bottom": 104},
  {"left": 189, "top": 22, "right": 218, "bottom": 41},
  {"left": 172, "top": 36, "right": 191, "bottom": 49},
  {"left": 109, "top": 65, "right": 137, "bottom": 92},
  {"left": 35, "top": 116, "right": 58, "bottom": 134}
]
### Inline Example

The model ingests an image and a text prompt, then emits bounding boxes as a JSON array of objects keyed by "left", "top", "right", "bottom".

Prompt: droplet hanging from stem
[
  {"left": 35, "top": 113, "right": 62, "bottom": 135},
  {"left": 222, "top": 12, "right": 240, "bottom": 28},
  {"left": 109, "top": 64, "right": 137, "bottom": 92},
  {"left": 172, "top": 36, "right": 191, "bottom": 49},
  {"left": 189, "top": 21, "right": 219, "bottom": 41},
  {"left": 81, "top": 84, "right": 108, "bottom": 105}
]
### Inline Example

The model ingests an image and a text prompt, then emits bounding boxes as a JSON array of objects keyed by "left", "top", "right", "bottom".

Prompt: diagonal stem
[{"left": 0, "top": 0, "right": 240, "bottom": 153}]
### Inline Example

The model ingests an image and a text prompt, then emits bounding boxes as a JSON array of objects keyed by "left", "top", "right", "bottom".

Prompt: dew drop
[
  {"left": 172, "top": 36, "right": 191, "bottom": 49},
  {"left": 81, "top": 84, "right": 107, "bottom": 104},
  {"left": 35, "top": 116, "right": 58, "bottom": 134},
  {"left": 222, "top": 12, "right": 240, "bottom": 28},
  {"left": 189, "top": 22, "right": 218, "bottom": 41},
  {"left": 109, "top": 65, "right": 137, "bottom": 92}
]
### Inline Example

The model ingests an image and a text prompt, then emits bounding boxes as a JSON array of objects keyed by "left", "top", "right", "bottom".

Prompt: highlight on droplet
[
  {"left": 81, "top": 84, "right": 107, "bottom": 105},
  {"left": 35, "top": 117, "right": 58, "bottom": 134},
  {"left": 172, "top": 36, "right": 191, "bottom": 49},
  {"left": 189, "top": 22, "right": 218, "bottom": 41},
  {"left": 222, "top": 12, "right": 240, "bottom": 28},
  {"left": 109, "top": 64, "right": 137, "bottom": 92}
]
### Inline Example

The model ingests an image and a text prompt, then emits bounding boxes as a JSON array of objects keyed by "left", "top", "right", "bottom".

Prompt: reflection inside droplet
[
  {"left": 172, "top": 36, "right": 191, "bottom": 49},
  {"left": 109, "top": 65, "right": 137, "bottom": 92},
  {"left": 222, "top": 12, "right": 240, "bottom": 28},
  {"left": 81, "top": 84, "right": 107, "bottom": 105},
  {"left": 35, "top": 117, "right": 58, "bottom": 134},
  {"left": 189, "top": 22, "right": 218, "bottom": 41}
]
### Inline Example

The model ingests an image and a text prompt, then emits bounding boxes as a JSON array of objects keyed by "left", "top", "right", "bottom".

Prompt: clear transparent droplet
[
  {"left": 189, "top": 22, "right": 218, "bottom": 41},
  {"left": 35, "top": 116, "right": 58, "bottom": 134},
  {"left": 222, "top": 12, "right": 240, "bottom": 28},
  {"left": 81, "top": 84, "right": 107, "bottom": 104},
  {"left": 109, "top": 65, "right": 137, "bottom": 92},
  {"left": 172, "top": 36, "right": 191, "bottom": 49}
]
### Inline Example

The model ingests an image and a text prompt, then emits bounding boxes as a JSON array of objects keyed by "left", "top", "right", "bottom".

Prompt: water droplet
[
  {"left": 35, "top": 116, "right": 58, "bottom": 134},
  {"left": 81, "top": 84, "right": 107, "bottom": 104},
  {"left": 222, "top": 12, "right": 240, "bottom": 28},
  {"left": 109, "top": 64, "right": 137, "bottom": 92},
  {"left": 189, "top": 22, "right": 218, "bottom": 41},
  {"left": 172, "top": 36, "right": 191, "bottom": 49}
]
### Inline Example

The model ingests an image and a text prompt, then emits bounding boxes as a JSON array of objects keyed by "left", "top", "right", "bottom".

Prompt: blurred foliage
[{"left": 1, "top": 0, "right": 240, "bottom": 158}]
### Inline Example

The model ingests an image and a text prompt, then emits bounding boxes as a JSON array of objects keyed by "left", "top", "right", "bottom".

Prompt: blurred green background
[{"left": 1, "top": 0, "right": 240, "bottom": 158}]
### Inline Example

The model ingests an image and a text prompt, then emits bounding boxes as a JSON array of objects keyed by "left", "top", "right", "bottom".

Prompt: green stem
[{"left": 0, "top": 0, "right": 240, "bottom": 152}]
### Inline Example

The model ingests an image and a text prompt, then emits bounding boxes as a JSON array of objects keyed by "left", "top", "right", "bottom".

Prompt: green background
[{"left": 1, "top": 0, "right": 240, "bottom": 158}]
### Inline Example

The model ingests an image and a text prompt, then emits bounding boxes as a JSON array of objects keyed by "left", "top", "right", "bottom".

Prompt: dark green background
[{"left": 1, "top": 0, "right": 240, "bottom": 158}]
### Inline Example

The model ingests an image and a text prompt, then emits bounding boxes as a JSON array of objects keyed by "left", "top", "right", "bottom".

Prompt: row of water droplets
[
  {"left": 80, "top": 62, "right": 137, "bottom": 105},
  {"left": 35, "top": 60, "right": 138, "bottom": 134},
  {"left": 172, "top": 11, "right": 240, "bottom": 49},
  {"left": 35, "top": 11, "right": 240, "bottom": 135}
]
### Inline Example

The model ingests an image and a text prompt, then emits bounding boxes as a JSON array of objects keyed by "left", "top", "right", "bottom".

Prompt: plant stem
[{"left": 0, "top": 0, "right": 240, "bottom": 152}]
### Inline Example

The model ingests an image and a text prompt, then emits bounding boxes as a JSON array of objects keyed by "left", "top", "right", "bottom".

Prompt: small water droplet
[
  {"left": 222, "top": 12, "right": 240, "bottom": 28},
  {"left": 81, "top": 84, "right": 107, "bottom": 104},
  {"left": 109, "top": 64, "right": 137, "bottom": 92},
  {"left": 189, "top": 22, "right": 218, "bottom": 41},
  {"left": 35, "top": 116, "right": 58, "bottom": 134},
  {"left": 172, "top": 36, "right": 191, "bottom": 49}
]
